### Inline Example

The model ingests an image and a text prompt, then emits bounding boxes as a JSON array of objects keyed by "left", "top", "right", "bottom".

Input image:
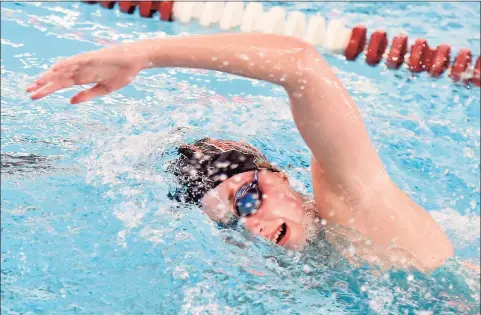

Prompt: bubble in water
[
  {"left": 464, "top": 147, "right": 475, "bottom": 158},
  {"left": 407, "top": 274, "right": 414, "bottom": 282},
  {"left": 360, "top": 285, "right": 367, "bottom": 292},
  {"left": 320, "top": 219, "right": 327, "bottom": 225},
  {"left": 302, "top": 264, "right": 311, "bottom": 274}
]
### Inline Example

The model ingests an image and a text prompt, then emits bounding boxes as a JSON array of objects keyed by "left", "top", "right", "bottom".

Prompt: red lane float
[
  {"left": 428, "top": 45, "right": 450, "bottom": 77},
  {"left": 345, "top": 25, "right": 366, "bottom": 61},
  {"left": 408, "top": 39, "right": 433, "bottom": 73},
  {"left": 159, "top": 1, "right": 174, "bottom": 21},
  {"left": 366, "top": 30, "right": 388, "bottom": 66},
  {"left": 119, "top": 1, "right": 137, "bottom": 14},
  {"left": 386, "top": 34, "right": 408, "bottom": 69},
  {"left": 139, "top": 1, "right": 158, "bottom": 18},
  {"left": 100, "top": 1, "right": 116, "bottom": 9},
  {"left": 471, "top": 57, "right": 480, "bottom": 87},
  {"left": 450, "top": 49, "right": 472, "bottom": 82}
]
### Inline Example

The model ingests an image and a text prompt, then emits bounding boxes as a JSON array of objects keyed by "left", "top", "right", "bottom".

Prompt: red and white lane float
[{"left": 83, "top": 1, "right": 479, "bottom": 87}]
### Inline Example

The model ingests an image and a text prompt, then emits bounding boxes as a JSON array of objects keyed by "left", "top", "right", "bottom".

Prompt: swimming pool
[{"left": 1, "top": 1, "right": 480, "bottom": 314}]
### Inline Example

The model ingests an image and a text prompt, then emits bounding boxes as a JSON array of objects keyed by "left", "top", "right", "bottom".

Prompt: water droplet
[
  {"left": 223, "top": 61, "right": 229, "bottom": 66},
  {"left": 347, "top": 245, "right": 356, "bottom": 255},
  {"left": 303, "top": 264, "right": 311, "bottom": 273},
  {"left": 212, "top": 57, "right": 218, "bottom": 61},
  {"left": 238, "top": 54, "right": 250, "bottom": 61}
]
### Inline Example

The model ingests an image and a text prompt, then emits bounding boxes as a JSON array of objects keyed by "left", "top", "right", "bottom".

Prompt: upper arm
[{"left": 284, "top": 46, "right": 388, "bottom": 201}]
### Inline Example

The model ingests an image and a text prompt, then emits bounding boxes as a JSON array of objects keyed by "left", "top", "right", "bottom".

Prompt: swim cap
[{"left": 169, "top": 137, "right": 280, "bottom": 204}]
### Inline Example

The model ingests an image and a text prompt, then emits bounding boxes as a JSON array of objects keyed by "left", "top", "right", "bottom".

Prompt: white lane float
[
  {"left": 323, "top": 19, "right": 349, "bottom": 53},
  {"left": 261, "top": 6, "right": 286, "bottom": 34},
  {"left": 303, "top": 15, "right": 326, "bottom": 45},
  {"left": 283, "top": 11, "right": 307, "bottom": 38},
  {"left": 219, "top": 2, "right": 244, "bottom": 30},
  {"left": 199, "top": 2, "right": 225, "bottom": 27},
  {"left": 240, "top": 2, "right": 264, "bottom": 33},
  {"left": 172, "top": 2, "right": 198, "bottom": 24}
]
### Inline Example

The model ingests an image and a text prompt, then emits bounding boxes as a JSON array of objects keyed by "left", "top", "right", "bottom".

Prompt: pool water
[{"left": 1, "top": 2, "right": 480, "bottom": 314}]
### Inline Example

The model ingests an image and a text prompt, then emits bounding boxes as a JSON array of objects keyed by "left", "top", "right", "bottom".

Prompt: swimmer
[{"left": 26, "top": 33, "right": 454, "bottom": 272}]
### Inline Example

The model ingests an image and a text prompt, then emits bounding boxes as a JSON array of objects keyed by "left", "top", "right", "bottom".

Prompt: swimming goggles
[
  {"left": 221, "top": 170, "right": 262, "bottom": 228},
  {"left": 234, "top": 169, "right": 262, "bottom": 217}
]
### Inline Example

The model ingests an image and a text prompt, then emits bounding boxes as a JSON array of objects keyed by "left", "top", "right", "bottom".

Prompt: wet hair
[{"left": 168, "top": 137, "right": 280, "bottom": 204}]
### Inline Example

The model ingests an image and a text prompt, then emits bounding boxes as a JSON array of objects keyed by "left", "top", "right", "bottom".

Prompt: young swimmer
[{"left": 26, "top": 33, "right": 454, "bottom": 272}]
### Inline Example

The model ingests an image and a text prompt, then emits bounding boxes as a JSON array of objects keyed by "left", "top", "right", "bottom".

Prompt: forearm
[{"left": 133, "top": 33, "right": 312, "bottom": 88}]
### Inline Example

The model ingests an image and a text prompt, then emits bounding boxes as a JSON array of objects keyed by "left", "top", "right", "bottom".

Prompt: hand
[{"left": 26, "top": 45, "right": 147, "bottom": 104}]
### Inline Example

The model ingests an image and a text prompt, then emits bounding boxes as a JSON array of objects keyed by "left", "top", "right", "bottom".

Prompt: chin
[{"left": 282, "top": 241, "right": 307, "bottom": 251}]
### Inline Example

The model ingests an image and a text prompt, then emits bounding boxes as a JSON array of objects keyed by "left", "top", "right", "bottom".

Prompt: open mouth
[{"left": 272, "top": 223, "right": 288, "bottom": 245}]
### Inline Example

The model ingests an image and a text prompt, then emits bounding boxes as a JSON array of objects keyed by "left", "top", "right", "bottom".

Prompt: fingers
[
  {"left": 70, "top": 84, "right": 111, "bottom": 104},
  {"left": 30, "top": 80, "right": 74, "bottom": 100},
  {"left": 26, "top": 71, "right": 55, "bottom": 93},
  {"left": 26, "top": 59, "right": 78, "bottom": 93}
]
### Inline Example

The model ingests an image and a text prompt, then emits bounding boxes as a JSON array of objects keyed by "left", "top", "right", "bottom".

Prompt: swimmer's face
[{"left": 201, "top": 170, "right": 308, "bottom": 250}]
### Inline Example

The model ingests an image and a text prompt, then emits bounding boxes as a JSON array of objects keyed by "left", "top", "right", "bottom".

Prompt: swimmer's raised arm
[
  {"left": 27, "top": 33, "right": 453, "bottom": 271},
  {"left": 26, "top": 33, "right": 375, "bottom": 189}
]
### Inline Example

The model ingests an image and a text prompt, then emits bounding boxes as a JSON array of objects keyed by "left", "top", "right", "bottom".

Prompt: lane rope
[{"left": 83, "top": 1, "right": 480, "bottom": 87}]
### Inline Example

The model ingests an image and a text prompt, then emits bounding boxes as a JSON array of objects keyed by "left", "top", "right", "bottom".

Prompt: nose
[
  {"left": 244, "top": 217, "right": 265, "bottom": 236},
  {"left": 244, "top": 217, "right": 284, "bottom": 239}
]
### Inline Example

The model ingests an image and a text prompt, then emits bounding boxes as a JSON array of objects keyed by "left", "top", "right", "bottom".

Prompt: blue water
[{"left": 1, "top": 2, "right": 480, "bottom": 314}]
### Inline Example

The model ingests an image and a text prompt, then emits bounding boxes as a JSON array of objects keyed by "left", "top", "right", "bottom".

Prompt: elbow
[
  {"left": 422, "top": 238, "right": 454, "bottom": 273},
  {"left": 278, "top": 37, "right": 326, "bottom": 88}
]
